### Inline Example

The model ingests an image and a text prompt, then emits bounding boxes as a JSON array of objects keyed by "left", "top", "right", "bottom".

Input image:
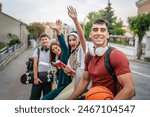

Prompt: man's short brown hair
[
  {"left": 93, "top": 18, "right": 109, "bottom": 27},
  {"left": 39, "top": 33, "right": 50, "bottom": 40}
]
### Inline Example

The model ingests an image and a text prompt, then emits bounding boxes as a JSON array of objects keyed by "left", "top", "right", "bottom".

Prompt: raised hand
[
  {"left": 46, "top": 22, "right": 59, "bottom": 30},
  {"left": 67, "top": 6, "right": 77, "bottom": 21},
  {"left": 46, "top": 20, "right": 62, "bottom": 35},
  {"left": 67, "top": 6, "right": 86, "bottom": 53},
  {"left": 56, "top": 19, "right": 62, "bottom": 31}
]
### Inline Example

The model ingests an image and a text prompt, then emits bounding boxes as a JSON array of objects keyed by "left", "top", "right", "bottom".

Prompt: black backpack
[
  {"left": 86, "top": 46, "right": 118, "bottom": 96},
  {"left": 26, "top": 47, "right": 40, "bottom": 72}
]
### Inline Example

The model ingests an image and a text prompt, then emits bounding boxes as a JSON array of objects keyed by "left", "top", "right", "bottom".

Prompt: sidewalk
[
  {"left": 127, "top": 55, "right": 150, "bottom": 65},
  {"left": 0, "top": 47, "right": 34, "bottom": 100}
]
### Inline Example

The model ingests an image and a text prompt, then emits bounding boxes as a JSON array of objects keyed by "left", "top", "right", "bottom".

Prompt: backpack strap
[
  {"left": 104, "top": 46, "right": 117, "bottom": 96},
  {"left": 85, "top": 53, "right": 92, "bottom": 66},
  {"left": 34, "top": 45, "right": 40, "bottom": 61},
  {"left": 37, "top": 47, "right": 40, "bottom": 64}
]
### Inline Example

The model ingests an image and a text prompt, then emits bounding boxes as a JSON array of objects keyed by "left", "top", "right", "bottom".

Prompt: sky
[{"left": 0, "top": 0, "right": 138, "bottom": 26}]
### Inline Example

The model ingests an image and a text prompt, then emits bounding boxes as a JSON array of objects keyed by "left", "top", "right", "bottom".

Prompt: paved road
[
  {"left": 130, "top": 61, "right": 150, "bottom": 100},
  {"left": 0, "top": 47, "right": 150, "bottom": 100},
  {"left": 0, "top": 48, "right": 33, "bottom": 100}
]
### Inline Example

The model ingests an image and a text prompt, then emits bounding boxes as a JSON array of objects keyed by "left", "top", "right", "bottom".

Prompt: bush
[
  {"left": 9, "top": 39, "right": 20, "bottom": 46},
  {"left": 0, "top": 42, "right": 6, "bottom": 50},
  {"left": 15, "top": 39, "right": 21, "bottom": 44},
  {"left": 9, "top": 39, "right": 16, "bottom": 46}
]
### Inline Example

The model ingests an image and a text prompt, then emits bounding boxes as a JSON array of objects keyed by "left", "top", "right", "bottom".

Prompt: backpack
[
  {"left": 86, "top": 46, "right": 118, "bottom": 96},
  {"left": 26, "top": 47, "right": 40, "bottom": 72}
]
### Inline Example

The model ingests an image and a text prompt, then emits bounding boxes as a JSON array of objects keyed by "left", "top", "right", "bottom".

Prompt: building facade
[
  {"left": 136, "top": 0, "right": 150, "bottom": 14},
  {"left": 0, "top": 3, "right": 28, "bottom": 48}
]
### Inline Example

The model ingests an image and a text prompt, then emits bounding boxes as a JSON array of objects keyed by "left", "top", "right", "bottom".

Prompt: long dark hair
[{"left": 50, "top": 42, "right": 61, "bottom": 62}]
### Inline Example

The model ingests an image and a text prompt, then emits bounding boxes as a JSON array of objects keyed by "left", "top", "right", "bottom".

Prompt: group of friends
[{"left": 30, "top": 6, "right": 135, "bottom": 100}]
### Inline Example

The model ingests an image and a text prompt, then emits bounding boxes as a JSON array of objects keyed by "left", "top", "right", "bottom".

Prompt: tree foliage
[
  {"left": 113, "top": 20, "right": 125, "bottom": 35},
  {"left": 26, "top": 22, "right": 45, "bottom": 40},
  {"left": 102, "top": 6, "right": 117, "bottom": 34},
  {"left": 84, "top": 5, "right": 124, "bottom": 38},
  {"left": 84, "top": 10, "right": 105, "bottom": 38},
  {"left": 128, "top": 13, "right": 150, "bottom": 42},
  {"left": 128, "top": 13, "right": 150, "bottom": 59}
]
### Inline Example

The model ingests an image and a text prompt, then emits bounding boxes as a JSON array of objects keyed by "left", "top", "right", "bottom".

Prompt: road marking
[
  {"left": 132, "top": 70, "right": 150, "bottom": 78},
  {"left": 130, "top": 65, "right": 140, "bottom": 69}
]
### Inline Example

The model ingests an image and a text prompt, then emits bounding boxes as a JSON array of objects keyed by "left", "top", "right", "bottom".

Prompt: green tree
[
  {"left": 84, "top": 2, "right": 124, "bottom": 38},
  {"left": 84, "top": 10, "right": 105, "bottom": 38},
  {"left": 102, "top": 2, "right": 117, "bottom": 35},
  {"left": 128, "top": 13, "right": 150, "bottom": 59},
  {"left": 27, "top": 22, "right": 45, "bottom": 40},
  {"left": 114, "top": 20, "right": 125, "bottom": 35}
]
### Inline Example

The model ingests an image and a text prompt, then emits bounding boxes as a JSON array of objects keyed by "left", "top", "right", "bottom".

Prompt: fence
[
  {"left": 0, "top": 44, "right": 23, "bottom": 63},
  {"left": 109, "top": 35, "right": 135, "bottom": 47}
]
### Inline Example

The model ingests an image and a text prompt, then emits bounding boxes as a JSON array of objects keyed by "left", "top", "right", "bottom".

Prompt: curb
[{"left": 130, "top": 59, "right": 150, "bottom": 65}]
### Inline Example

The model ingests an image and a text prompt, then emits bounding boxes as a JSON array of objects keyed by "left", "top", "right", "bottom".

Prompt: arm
[
  {"left": 68, "top": 71, "right": 90, "bottom": 99},
  {"left": 57, "top": 34, "right": 68, "bottom": 54},
  {"left": 114, "top": 73, "right": 135, "bottom": 100},
  {"left": 33, "top": 57, "right": 42, "bottom": 84},
  {"left": 67, "top": 6, "right": 86, "bottom": 53},
  {"left": 110, "top": 50, "right": 135, "bottom": 100}
]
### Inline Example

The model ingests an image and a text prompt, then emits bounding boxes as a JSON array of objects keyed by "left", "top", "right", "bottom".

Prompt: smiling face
[
  {"left": 40, "top": 36, "right": 50, "bottom": 47},
  {"left": 68, "top": 35, "right": 79, "bottom": 50},
  {"left": 90, "top": 23, "right": 109, "bottom": 48},
  {"left": 90, "top": 19, "right": 109, "bottom": 48},
  {"left": 51, "top": 44, "right": 62, "bottom": 56},
  {"left": 39, "top": 34, "right": 51, "bottom": 48}
]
